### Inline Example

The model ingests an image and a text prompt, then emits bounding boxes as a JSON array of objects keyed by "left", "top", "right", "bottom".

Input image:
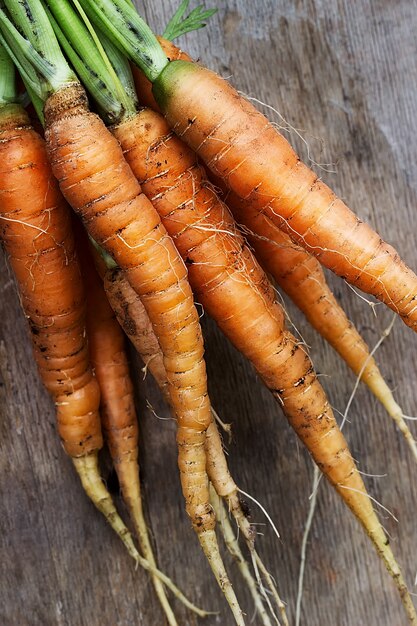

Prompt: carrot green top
[
  {"left": 80, "top": 0, "right": 215, "bottom": 82},
  {"left": 0, "top": 37, "right": 44, "bottom": 123},
  {"left": 162, "top": 1, "right": 217, "bottom": 42},
  {"left": 46, "top": 0, "right": 136, "bottom": 124},
  {"left": 0, "top": 0, "right": 215, "bottom": 122},
  {"left": 0, "top": 0, "right": 133, "bottom": 124},
  {"left": 79, "top": 0, "right": 169, "bottom": 83},
  {"left": 0, "top": 1, "right": 78, "bottom": 102},
  {"left": 45, "top": 0, "right": 215, "bottom": 125},
  {"left": 0, "top": 39, "right": 16, "bottom": 106}
]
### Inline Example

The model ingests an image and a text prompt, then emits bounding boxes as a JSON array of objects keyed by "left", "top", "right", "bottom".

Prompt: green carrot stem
[
  {"left": 0, "top": 2, "right": 76, "bottom": 103},
  {"left": 5, "top": 0, "right": 62, "bottom": 69},
  {"left": 96, "top": 29, "right": 138, "bottom": 108},
  {"left": 23, "top": 78, "right": 45, "bottom": 125},
  {"left": 71, "top": 0, "right": 134, "bottom": 115},
  {"left": 80, "top": 0, "right": 168, "bottom": 82},
  {"left": 45, "top": 10, "right": 114, "bottom": 118},
  {"left": 0, "top": 12, "right": 47, "bottom": 101},
  {"left": 45, "top": 0, "right": 137, "bottom": 123},
  {"left": 0, "top": 38, "right": 16, "bottom": 105}
]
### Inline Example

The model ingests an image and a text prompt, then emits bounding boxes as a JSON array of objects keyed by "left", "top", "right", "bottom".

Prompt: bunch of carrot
[{"left": 0, "top": 1, "right": 416, "bottom": 624}]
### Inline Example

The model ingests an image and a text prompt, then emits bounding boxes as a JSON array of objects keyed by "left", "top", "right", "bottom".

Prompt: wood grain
[{"left": 1, "top": 1, "right": 416, "bottom": 624}]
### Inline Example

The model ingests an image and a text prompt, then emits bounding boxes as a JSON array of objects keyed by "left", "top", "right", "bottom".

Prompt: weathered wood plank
[{"left": 1, "top": 1, "right": 416, "bottom": 624}]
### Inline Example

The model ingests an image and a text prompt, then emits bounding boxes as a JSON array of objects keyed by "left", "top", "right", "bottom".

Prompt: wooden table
[{"left": 1, "top": 1, "right": 416, "bottom": 624}]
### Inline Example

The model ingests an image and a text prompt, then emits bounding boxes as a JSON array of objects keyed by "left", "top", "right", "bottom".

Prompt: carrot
[
  {"left": 0, "top": 107, "right": 101, "bottom": 459},
  {"left": 46, "top": 82, "right": 219, "bottom": 540},
  {"left": 131, "top": 35, "right": 416, "bottom": 454},
  {"left": 138, "top": 35, "right": 417, "bottom": 463},
  {"left": 137, "top": 33, "right": 417, "bottom": 464},
  {"left": 103, "top": 266, "right": 288, "bottom": 625},
  {"left": 77, "top": 227, "right": 197, "bottom": 626},
  {"left": 0, "top": 4, "right": 243, "bottom": 622},
  {"left": 0, "top": 89, "right": 147, "bottom": 565},
  {"left": 73, "top": 4, "right": 416, "bottom": 620},
  {"left": 111, "top": 105, "right": 417, "bottom": 611},
  {"left": 89, "top": 0, "right": 417, "bottom": 333}
]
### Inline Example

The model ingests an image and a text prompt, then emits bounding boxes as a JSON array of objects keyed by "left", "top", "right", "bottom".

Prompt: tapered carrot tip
[
  {"left": 72, "top": 451, "right": 140, "bottom": 561},
  {"left": 368, "top": 376, "right": 417, "bottom": 464},
  {"left": 210, "top": 485, "right": 274, "bottom": 626},
  {"left": 377, "top": 538, "right": 417, "bottom": 625},
  {"left": 74, "top": 453, "right": 209, "bottom": 617},
  {"left": 199, "top": 529, "right": 246, "bottom": 625},
  {"left": 222, "top": 491, "right": 288, "bottom": 624},
  {"left": 115, "top": 462, "right": 178, "bottom": 625}
]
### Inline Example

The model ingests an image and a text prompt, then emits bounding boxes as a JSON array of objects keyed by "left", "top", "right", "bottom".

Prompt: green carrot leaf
[{"left": 163, "top": 0, "right": 217, "bottom": 42}]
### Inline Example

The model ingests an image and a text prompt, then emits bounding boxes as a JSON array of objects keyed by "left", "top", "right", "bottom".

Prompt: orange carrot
[
  {"left": 151, "top": 58, "right": 417, "bottom": 334},
  {"left": 133, "top": 35, "right": 417, "bottom": 462},
  {"left": 44, "top": 83, "right": 213, "bottom": 533},
  {"left": 109, "top": 103, "right": 416, "bottom": 623},
  {"left": 132, "top": 37, "right": 417, "bottom": 460},
  {"left": 42, "top": 83, "right": 243, "bottom": 623},
  {"left": 103, "top": 267, "right": 288, "bottom": 625},
  {"left": 0, "top": 102, "right": 139, "bottom": 560},
  {"left": 77, "top": 230, "right": 184, "bottom": 626}
]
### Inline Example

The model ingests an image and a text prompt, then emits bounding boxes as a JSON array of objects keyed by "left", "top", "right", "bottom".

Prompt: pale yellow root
[
  {"left": 384, "top": 551, "right": 417, "bottom": 623},
  {"left": 73, "top": 453, "right": 210, "bottom": 618},
  {"left": 216, "top": 490, "right": 288, "bottom": 625},
  {"left": 254, "top": 553, "right": 289, "bottom": 626},
  {"left": 296, "top": 464, "right": 320, "bottom": 626},
  {"left": 199, "top": 529, "right": 246, "bottom": 626},
  {"left": 117, "top": 461, "right": 177, "bottom": 626},
  {"left": 210, "top": 484, "right": 274, "bottom": 626},
  {"left": 345, "top": 316, "right": 417, "bottom": 463},
  {"left": 73, "top": 452, "right": 140, "bottom": 560},
  {"left": 366, "top": 376, "right": 417, "bottom": 463},
  {"left": 211, "top": 407, "right": 233, "bottom": 443},
  {"left": 365, "top": 516, "right": 417, "bottom": 625},
  {"left": 206, "top": 422, "right": 288, "bottom": 623}
]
